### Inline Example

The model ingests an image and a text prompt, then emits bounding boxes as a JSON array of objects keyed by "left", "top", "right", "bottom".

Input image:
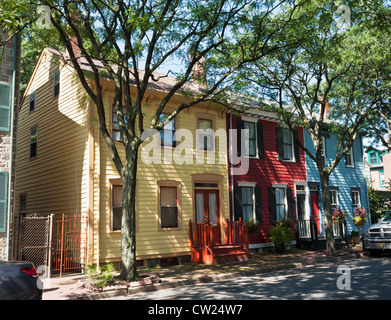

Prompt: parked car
[
  {"left": 0, "top": 260, "right": 43, "bottom": 300},
  {"left": 364, "top": 210, "right": 391, "bottom": 254}
]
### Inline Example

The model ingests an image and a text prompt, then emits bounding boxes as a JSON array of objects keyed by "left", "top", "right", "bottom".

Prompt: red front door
[
  {"left": 195, "top": 190, "right": 221, "bottom": 244},
  {"left": 310, "top": 193, "right": 321, "bottom": 235}
]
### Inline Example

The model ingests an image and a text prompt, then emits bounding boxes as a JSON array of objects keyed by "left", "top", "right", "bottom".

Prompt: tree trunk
[
  {"left": 319, "top": 172, "right": 336, "bottom": 253},
  {"left": 120, "top": 143, "right": 141, "bottom": 281}
]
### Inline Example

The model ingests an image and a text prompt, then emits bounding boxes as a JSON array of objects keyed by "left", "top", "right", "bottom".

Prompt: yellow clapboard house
[{"left": 15, "top": 47, "right": 246, "bottom": 270}]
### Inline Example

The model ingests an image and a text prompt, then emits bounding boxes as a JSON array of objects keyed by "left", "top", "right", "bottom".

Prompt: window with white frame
[
  {"left": 281, "top": 128, "right": 294, "bottom": 161},
  {"left": 160, "top": 186, "right": 178, "bottom": 228},
  {"left": 296, "top": 184, "right": 308, "bottom": 220},
  {"left": 330, "top": 189, "right": 338, "bottom": 209},
  {"left": 351, "top": 190, "right": 361, "bottom": 210},
  {"left": 275, "top": 187, "right": 286, "bottom": 220},
  {"left": 243, "top": 121, "right": 257, "bottom": 157},
  {"left": 346, "top": 147, "right": 354, "bottom": 167},
  {"left": 159, "top": 114, "right": 176, "bottom": 147},
  {"left": 242, "top": 187, "right": 255, "bottom": 221},
  {"left": 321, "top": 137, "right": 326, "bottom": 162},
  {"left": 198, "top": 118, "right": 214, "bottom": 151},
  {"left": 112, "top": 105, "right": 128, "bottom": 141}
]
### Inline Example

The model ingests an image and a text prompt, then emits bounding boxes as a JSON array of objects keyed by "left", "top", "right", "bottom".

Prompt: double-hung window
[
  {"left": 236, "top": 119, "right": 264, "bottom": 158},
  {"left": 112, "top": 185, "right": 123, "bottom": 231},
  {"left": 330, "top": 189, "right": 338, "bottom": 209},
  {"left": 351, "top": 190, "right": 361, "bottom": 211},
  {"left": 159, "top": 114, "right": 175, "bottom": 147},
  {"left": 30, "top": 127, "right": 38, "bottom": 159},
  {"left": 275, "top": 187, "right": 286, "bottom": 220},
  {"left": 369, "top": 152, "right": 378, "bottom": 165},
  {"left": 198, "top": 119, "right": 214, "bottom": 151},
  {"left": 269, "top": 185, "right": 293, "bottom": 224},
  {"left": 276, "top": 126, "right": 299, "bottom": 162},
  {"left": 243, "top": 121, "right": 257, "bottom": 157},
  {"left": 160, "top": 186, "right": 178, "bottom": 228},
  {"left": 233, "top": 184, "right": 262, "bottom": 223},
  {"left": 112, "top": 106, "right": 128, "bottom": 142},
  {"left": 53, "top": 70, "right": 60, "bottom": 98},
  {"left": 29, "top": 90, "right": 36, "bottom": 113},
  {"left": 346, "top": 147, "right": 354, "bottom": 167},
  {"left": 242, "top": 187, "right": 255, "bottom": 221},
  {"left": 281, "top": 128, "right": 293, "bottom": 161}
]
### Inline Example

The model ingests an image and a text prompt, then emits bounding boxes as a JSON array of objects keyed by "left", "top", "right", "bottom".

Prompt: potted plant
[
  {"left": 246, "top": 218, "right": 260, "bottom": 233},
  {"left": 267, "top": 219, "right": 293, "bottom": 253},
  {"left": 353, "top": 207, "right": 368, "bottom": 226},
  {"left": 351, "top": 230, "right": 360, "bottom": 245}
]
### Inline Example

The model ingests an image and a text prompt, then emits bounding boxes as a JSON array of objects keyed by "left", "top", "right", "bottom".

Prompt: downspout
[
  {"left": 230, "top": 107, "right": 234, "bottom": 222},
  {"left": 362, "top": 135, "right": 371, "bottom": 226},
  {"left": 6, "top": 35, "right": 17, "bottom": 261}
]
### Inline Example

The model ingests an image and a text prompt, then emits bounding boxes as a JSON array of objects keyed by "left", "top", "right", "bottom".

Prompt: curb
[{"left": 70, "top": 252, "right": 365, "bottom": 300}]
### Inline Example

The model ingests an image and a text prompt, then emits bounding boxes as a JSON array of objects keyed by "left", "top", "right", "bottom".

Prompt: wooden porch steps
[{"left": 191, "top": 244, "right": 249, "bottom": 264}]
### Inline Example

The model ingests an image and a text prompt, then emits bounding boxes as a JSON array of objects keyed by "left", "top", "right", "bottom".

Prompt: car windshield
[{"left": 382, "top": 211, "right": 391, "bottom": 222}]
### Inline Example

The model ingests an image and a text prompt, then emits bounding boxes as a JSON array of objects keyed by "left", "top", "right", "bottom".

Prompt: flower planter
[
  {"left": 352, "top": 235, "right": 360, "bottom": 244},
  {"left": 354, "top": 220, "right": 366, "bottom": 227}
]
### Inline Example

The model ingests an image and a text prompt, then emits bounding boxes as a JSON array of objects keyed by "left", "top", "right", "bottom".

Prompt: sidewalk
[{"left": 42, "top": 245, "right": 366, "bottom": 300}]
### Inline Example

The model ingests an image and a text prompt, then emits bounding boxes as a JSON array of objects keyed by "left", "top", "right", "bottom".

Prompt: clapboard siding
[
  {"left": 227, "top": 114, "right": 307, "bottom": 244},
  {"left": 96, "top": 93, "right": 229, "bottom": 262},
  {"left": 304, "top": 129, "right": 369, "bottom": 235},
  {"left": 15, "top": 50, "right": 88, "bottom": 232}
]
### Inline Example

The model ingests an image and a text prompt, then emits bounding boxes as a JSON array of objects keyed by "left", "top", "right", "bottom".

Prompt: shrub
[
  {"left": 267, "top": 225, "right": 293, "bottom": 247},
  {"left": 85, "top": 263, "right": 115, "bottom": 289}
]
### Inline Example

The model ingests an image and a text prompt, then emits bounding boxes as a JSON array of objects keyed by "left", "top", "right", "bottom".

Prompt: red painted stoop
[
  {"left": 189, "top": 219, "right": 249, "bottom": 264},
  {"left": 191, "top": 245, "right": 249, "bottom": 264}
]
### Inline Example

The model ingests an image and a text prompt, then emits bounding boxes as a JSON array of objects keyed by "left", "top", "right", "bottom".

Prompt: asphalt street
[{"left": 109, "top": 257, "right": 391, "bottom": 300}]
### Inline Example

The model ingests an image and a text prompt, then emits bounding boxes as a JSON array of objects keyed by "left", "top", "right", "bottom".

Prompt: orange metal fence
[{"left": 51, "top": 214, "right": 84, "bottom": 277}]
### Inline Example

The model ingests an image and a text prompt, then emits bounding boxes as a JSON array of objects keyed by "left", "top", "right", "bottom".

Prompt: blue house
[{"left": 304, "top": 129, "right": 370, "bottom": 237}]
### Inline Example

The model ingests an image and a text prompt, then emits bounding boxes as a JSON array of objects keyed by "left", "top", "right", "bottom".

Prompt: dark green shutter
[
  {"left": 254, "top": 187, "right": 262, "bottom": 224},
  {"left": 276, "top": 127, "right": 283, "bottom": 159},
  {"left": 233, "top": 186, "right": 243, "bottom": 222},
  {"left": 269, "top": 187, "right": 276, "bottom": 225},
  {"left": 293, "top": 129, "right": 300, "bottom": 162},
  {"left": 236, "top": 120, "right": 244, "bottom": 157},
  {"left": 257, "top": 122, "right": 264, "bottom": 158},
  {"left": 0, "top": 84, "right": 11, "bottom": 132},
  {"left": 0, "top": 173, "right": 8, "bottom": 233},
  {"left": 287, "top": 187, "right": 294, "bottom": 220}
]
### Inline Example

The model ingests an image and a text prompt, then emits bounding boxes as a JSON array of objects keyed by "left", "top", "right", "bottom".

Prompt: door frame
[
  {"left": 295, "top": 181, "right": 310, "bottom": 220},
  {"left": 195, "top": 189, "right": 221, "bottom": 244},
  {"left": 191, "top": 173, "right": 225, "bottom": 243},
  {"left": 309, "top": 183, "right": 321, "bottom": 235}
]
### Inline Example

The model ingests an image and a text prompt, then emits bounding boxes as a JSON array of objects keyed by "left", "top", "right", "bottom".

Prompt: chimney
[
  {"left": 66, "top": 11, "right": 81, "bottom": 60},
  {"left": 318, "top": 95, "right": 330, "bottom": 119},
  {"left": 190, "top": 56, "right": 207, "bottom": 90},
  {"left": 67, "top": 36, "right": 81, "bottom": 59}
]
